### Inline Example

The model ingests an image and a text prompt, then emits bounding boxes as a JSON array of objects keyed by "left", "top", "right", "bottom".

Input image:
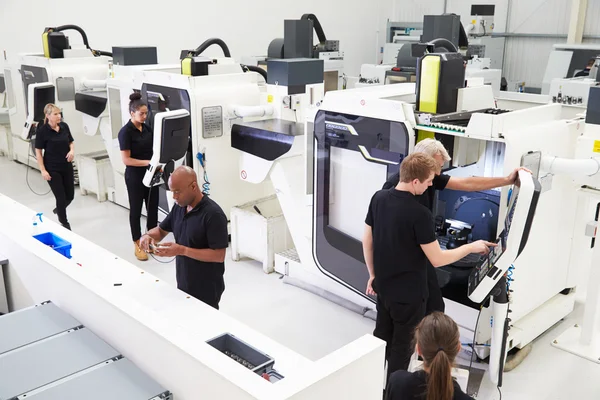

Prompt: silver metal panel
[
  {"left": 25, "top": 358, "right": 171, "bottom": 400},
  {"left": 0, "top": 302, "right": 80, "bottom": 355},
  {"left": 0, "top": 328, "right": 120, "bottom": 399}
]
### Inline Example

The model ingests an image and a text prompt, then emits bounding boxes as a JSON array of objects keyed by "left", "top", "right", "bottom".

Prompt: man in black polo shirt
[
  {"left": 140, "top": 166, "right": 229, "bottom": 309},
  {"left": 363, "top": 153, "right": 494, "bottom": 376},
  {"left": 383, "top": 138, "right": 526, "bottom": 315}
]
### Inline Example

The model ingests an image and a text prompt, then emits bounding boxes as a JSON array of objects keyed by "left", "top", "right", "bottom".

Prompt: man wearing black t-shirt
[
  {"left": 383, "top": 138, "right": 526, "bottom": 315},
  {"left": 363, "top": 153, "right": 494, "bottom": 376},
  {"left": 140, "top": 166, "right": 229, "bottom": 309}
]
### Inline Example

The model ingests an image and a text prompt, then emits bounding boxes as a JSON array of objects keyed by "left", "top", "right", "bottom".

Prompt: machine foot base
[{"left": 552, "top": 325, "right": 600, "bottom": 364}]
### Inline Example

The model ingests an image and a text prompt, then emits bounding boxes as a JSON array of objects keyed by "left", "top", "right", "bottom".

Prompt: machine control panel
[{"left": 467, "top": 171, "right": 541, "bottom": 303}]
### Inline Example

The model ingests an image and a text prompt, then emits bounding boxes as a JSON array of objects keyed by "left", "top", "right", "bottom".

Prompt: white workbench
[{"left": 0, "top": 192, "right": 385, "bottom": 400}]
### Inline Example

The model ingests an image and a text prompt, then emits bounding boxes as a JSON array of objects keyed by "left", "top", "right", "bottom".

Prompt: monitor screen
[{"left": 435, "top": 188, "right": 500, "bottom": 242}]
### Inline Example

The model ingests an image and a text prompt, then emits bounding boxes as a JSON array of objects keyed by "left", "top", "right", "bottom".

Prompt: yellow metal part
[
  {"left": 417, "top": 130, "right": 436, "bottom": 142},
  {"left": 42, "top": 32, "right": 50, "bottom": 58},
  {"left": 181, "top": 57, "right": 192, "bottom": 76},
  {"left": 418, "top": 55, "right": 441, "bottom": 113}
]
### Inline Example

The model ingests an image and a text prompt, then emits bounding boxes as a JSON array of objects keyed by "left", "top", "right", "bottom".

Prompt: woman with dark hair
[
  {"left": 386, "top": 312, "right": 474, "bottom": 400},
  {"left": 35, "top": 103, "right": 75, "bottom": 230},
  {"left": 118, "top": 92, "right": 158, "bottom": 261}
]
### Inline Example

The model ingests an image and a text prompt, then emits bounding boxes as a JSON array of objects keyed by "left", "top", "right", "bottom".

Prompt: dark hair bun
[{"left": 129, "top": 92, "right": 142, "bottom": 102}]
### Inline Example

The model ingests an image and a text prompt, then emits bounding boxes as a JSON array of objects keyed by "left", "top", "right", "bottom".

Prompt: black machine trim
[
  {"left": 74, "top": 92, "right": 107, "bottom": 118},
  {"left": 313, "top": 110, "right": 410, "bottom": 301}
]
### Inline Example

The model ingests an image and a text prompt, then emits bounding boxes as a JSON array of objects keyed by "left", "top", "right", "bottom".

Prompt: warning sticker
[{"left": 202, "top": 106, "right": 223, "bottom": 138}]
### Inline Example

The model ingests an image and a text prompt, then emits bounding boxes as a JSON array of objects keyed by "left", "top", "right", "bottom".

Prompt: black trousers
[
  {"left": 125, "top": 168, "right": 159, "bottom": 242},
  {"left": 374, "top": 296, "right": 426, "bottom": 378},
  {"left": 47, "top": 164, "right": 74, "bottom": 229},
  {"left": 426, "top": 262, "right": 446, "bottom": 314},
  {"left": 180, "top": 277, "right": 225, "bottom": 310}
]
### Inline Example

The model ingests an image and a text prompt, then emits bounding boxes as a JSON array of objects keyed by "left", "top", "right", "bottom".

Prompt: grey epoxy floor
[{"left": 1, "top": 154, "right": 600, "bottom": 399}]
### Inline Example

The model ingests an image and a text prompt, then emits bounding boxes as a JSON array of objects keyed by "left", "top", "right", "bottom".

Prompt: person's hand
[
  {"left": 506, "top": 167, "right": 532, "bottom": 185},
  {"left": 66, "top": 151, "right": 75, "bottom": 163},
  {"left": 366, "top": 276, "right": 376, "bottom": 296},
  {"left": 41, "top": 170, "right": 51, "bottom": 181},
  {"left": 469, "top": 240, "right": 497, "bottom": 255},
  {"left": 139, "top": 234, "right": 154, "bottom": 252},
  {"left": 154, "top": 242, "right": 185, "bottom": 257}
]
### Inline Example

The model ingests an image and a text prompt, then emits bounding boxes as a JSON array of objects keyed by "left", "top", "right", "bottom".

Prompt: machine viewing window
[
  {"left": 313, "top": 110, "right": 410, "bottom": 299},
  {"left": 2, "top": 69, "right": 15, "bottom": 109},
  {"left": 21, "top": 65, "right": 49, "bottom": 114}
]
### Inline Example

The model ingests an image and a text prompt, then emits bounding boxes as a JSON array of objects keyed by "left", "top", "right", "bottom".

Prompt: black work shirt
[
  {"left": 383, "top": 172, "right": 451, "bottom": 211},
  {"left": 386, "top": 370, "right": 473, "bottom": 400},
  {"left": 118, "top": 120, "right": 153, "bottom": 175},
  {"left": 34, "top": 122, "right": 74, "bottom": 170},
  {"left": 365, "top": 189, "right": 436, "bottom": 302},
  {"left": 159, "top": 196, "right": 229, "bottom": 296}
]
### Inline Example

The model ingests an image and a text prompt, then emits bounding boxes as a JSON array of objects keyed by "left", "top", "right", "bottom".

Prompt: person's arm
[
  {"left": 155, "top": 211, "right": 228, "bottom": 262},
  {"left": 421, "top": 240, "right": 495, "bottom": 267},
  {"left": 144, "top": 226, "right": 169, "bottom": 243},
  {"left": 120, "top": 149, "right": 150, "bottom": 167},
  {"left": 179, "top": 247, "right": 226, "bottom": 263},
  {"left": 362, "top": 224, "right": 376, "bottom": 295},
  {"left": 34, "top": 130, "right": 51, "bottom": 181},
  {"left": 140, "top": 209, "right": 173, "bottom": 251},
  {"left": 445, "top": 167, "right": 530, "bottom": 192},
  {"left": 35, "top": 149, "right": 51, "bottom": 181},
  {"left": 66, "top": 141, "right": 75, "bottom": 162}
]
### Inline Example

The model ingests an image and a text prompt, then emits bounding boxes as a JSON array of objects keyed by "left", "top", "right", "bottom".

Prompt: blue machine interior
[{"left": 434, "top": 186, "right": 501, "bottom": 308}]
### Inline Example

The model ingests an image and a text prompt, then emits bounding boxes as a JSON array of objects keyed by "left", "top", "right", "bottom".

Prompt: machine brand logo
[
  {"left": 325, "top": 123, "right": 349, "bottom": 131},
  {"left": 360, "top": 99, "right": 366, "bottom": 106},
  {"left": 241, "top": 170, "right": 247, "bottom": 180},
  {"left": 325, "top": 121, "right": 359, "bottom": 136}
]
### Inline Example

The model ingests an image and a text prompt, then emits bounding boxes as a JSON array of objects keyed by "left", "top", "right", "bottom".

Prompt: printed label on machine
[{"left": 202, "top": 106, "right": 223, "bottom": 138}]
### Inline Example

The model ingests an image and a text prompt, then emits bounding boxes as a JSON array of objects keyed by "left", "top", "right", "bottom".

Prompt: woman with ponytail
[
  {"left": 386, "top": 312, "right": 473, "bottom": 400},
  {"left": 35, "top": 103, "right": 75, "bottom": 230},
  {"left": 118, "top": 92, "right": 159, "bottom": 261}
]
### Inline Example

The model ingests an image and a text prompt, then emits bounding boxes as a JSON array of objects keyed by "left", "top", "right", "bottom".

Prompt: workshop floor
[{"left": 2, "top": 154, "right": 600, "bottom": 400}]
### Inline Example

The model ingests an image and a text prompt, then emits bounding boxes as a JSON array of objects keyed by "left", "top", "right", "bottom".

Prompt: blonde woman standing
[{"left": 35, "top": 103, "right": 75, "bottom": 230}]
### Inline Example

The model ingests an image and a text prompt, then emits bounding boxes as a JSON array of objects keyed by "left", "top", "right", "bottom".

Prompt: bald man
[{"left": 140, "top": 166, "right": 229, "bottom": 309}]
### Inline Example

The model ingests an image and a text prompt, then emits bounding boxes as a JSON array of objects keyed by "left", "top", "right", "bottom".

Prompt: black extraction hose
[
  {"left": 51, "top": 25, "right": 111, "bottom": 57},
  {"left": 94, "top": 50, "right": 113, "bottom": 57},
  {"left": 428, "top": 38, "right": 459, "bottom": 53},
  {"left": 241, "top": 64, "right": 267, "bottom": 81},
  {"left": 301, "top": 14, "right": 327, "bottom": 43},
  {"left": 53, "top": 24, "right": 91, "bottom": 49},
  {"left": 193, "top": 38, "right": 231, "bottom": 58}
]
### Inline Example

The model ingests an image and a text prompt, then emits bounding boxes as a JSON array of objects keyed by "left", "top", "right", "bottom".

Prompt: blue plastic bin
[{"left": 33, "top": 232, "right": 72, "bottom": 259}]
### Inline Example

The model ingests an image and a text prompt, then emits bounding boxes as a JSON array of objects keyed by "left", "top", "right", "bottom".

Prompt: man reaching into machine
[
  {"left": 363, "top": 153, "right": 495, "bottom": 377},
  {"left": 382, "top": 138, "right": 528, "bottom": 315}
]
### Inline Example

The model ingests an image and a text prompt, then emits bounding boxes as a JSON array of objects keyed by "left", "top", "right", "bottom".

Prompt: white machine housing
[
  {"left": 542, "top": 43, "right": 600, "bottom": 94},
  {"left": 232, "top": 82, "right": 591, "bottom": 385},
  {"left": 548, "top": 77, "right": 596, "bottom": 106},
  {"left": 125, "top": 58, "right": 275, "bottom": 217},
  {"left": 9, "top": 49, "right": 110, "bottom": 168}
]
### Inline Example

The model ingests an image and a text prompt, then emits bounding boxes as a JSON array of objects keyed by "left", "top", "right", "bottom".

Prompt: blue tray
[{"left": 33, "top": 232, "right": 72, "bottom": 259}]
